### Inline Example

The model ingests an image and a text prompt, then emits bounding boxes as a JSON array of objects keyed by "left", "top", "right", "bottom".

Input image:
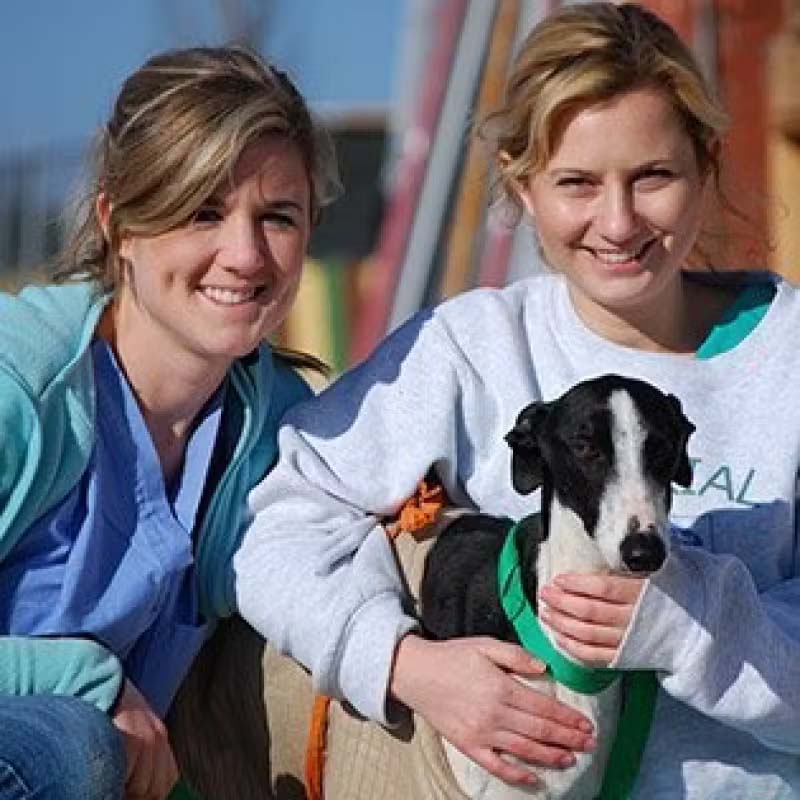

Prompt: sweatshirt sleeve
[
  {"left": 234, "top": 313, "right": 469, "bottom": 723},
  {"left": 0, "top": 635, "right": 124, "bottom": 713},
  {"left": 613, "top": 545, "right": 800, "bottom": 754}
]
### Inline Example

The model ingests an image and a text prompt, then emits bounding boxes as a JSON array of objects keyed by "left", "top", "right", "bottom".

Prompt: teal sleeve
[
  {"left": 0, "top": 372, "right": 40, "bottom": 562},
  {"left": 0, "top": 636, "right": 124, "bottom": 713}
]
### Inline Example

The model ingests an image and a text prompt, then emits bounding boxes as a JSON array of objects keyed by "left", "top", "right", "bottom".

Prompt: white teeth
[
  {"left": 201, "top": 286, "right": 258, "bottom": 305},
  {"left": 596, "top": 251, "right": 637, "bottom": 263},
  {"left": 592, "top": 242, "right": 651, "bottom": 264}
]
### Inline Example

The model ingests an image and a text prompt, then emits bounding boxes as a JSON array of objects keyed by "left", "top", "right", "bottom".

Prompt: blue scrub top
[{"left": 0, "top": 340, "right": 223, "bottom": 715}]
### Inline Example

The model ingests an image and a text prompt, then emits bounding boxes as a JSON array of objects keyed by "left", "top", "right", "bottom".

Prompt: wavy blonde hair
[
  {"left": 481, "top": 3, "right": 736, "bottom": 264},
  {"left": 56, "top": 45, "right": 340, "bottom": 372}
]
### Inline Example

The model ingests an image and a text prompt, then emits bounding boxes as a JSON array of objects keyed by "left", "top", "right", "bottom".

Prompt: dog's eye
[{"left": 572, "top": 440, "right": 601, "bottom": 462}]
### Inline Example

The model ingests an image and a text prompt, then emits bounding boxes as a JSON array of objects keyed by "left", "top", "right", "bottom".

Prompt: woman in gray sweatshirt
[{"left": 236, "top": 4, "right": 800, "bottom": 798}]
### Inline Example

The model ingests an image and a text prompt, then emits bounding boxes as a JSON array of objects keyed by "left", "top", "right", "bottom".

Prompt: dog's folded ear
[
  {"left": 668, "top": 394, "right": 696, "bottom": 488},
  {"left": 505, "top": 401, "right": 550, "bottom": 495}
]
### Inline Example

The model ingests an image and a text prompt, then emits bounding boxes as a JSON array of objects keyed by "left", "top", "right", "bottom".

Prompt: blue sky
[{"left": 1, "top": 0, "right": 405, "bottom": 155}]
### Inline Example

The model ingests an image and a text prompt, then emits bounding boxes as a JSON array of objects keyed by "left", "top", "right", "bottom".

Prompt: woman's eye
[
  {"left": 193, "top": 206, "right": 223, "bottom": 224},
  {"left": 636, "top": 168, "right": 674, "bottom": 188},
  {"left": 263, "top": 212, "right": 296, "bottom": 229},
  {"left": 554, "top": 176, "right": 597, "bottom": 197},
  {"left": 557, "top": 176, "right": 590, "bottom": 188}
]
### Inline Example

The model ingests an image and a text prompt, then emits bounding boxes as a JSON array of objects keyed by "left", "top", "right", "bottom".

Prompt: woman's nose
[
  {"left": 594, "top": 184, "right": 638, "bottom": 243},
  {"left": 219, "top": 218, "right": 267, "bottom": 273}
]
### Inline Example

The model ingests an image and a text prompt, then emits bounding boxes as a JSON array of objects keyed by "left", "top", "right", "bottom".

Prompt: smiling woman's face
[
  {"left": 112, "top": 135, "right": 311, "bottom": 377},
  {"left": 518, "top": 86, "right": 708, "bottom": 331}
]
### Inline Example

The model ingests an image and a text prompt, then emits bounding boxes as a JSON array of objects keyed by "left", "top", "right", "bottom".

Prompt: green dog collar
[
  {"left": 497, "top": 518, "right": 658, "bottom": 800},
  {"left": 498, "top": 520, "right": 622, "bottom": 693}
]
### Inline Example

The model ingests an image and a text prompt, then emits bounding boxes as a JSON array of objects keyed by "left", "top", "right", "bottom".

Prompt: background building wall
[{"left": 769, "top": 0, "right": 800, "bottom": 280}]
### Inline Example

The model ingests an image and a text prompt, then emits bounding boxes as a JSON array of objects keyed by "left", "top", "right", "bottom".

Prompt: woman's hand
[
  {"left": 538, "top": 573, "right": 646, "bottom": 666},
  {"left": 112, "top": 679, "right": 179, "bottom": 800},
  {"left": 389, "top": 634, "right": 596, "bottom": 787}
]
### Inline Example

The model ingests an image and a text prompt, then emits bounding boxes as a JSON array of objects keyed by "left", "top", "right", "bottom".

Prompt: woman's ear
[
  {"left": 499, "top": 152, "right": 536, "bottom": 220},
  {"left": 95, "top": 191, "right": 113, "bottom": 241},
  {"left": 516, "top": 180, "right": 536, "bottom": 221},
  {"left": 96, "top": 192, "right": 133, "bottom": 261}
]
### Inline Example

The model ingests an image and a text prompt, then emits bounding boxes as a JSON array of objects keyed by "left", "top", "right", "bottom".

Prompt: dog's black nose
[{"left": 620, "top": 531, "right": 666, "bottom": 573}]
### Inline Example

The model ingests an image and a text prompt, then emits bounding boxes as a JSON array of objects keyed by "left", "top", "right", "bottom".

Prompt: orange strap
[
  {"left": 303, "top": 478, "right": 449, "bottom": 799},
  {"left": 305, "top": 694, "right": 331, "bottom": 800},
  {"left": 387, "top": 478, "right": 449, "bottom": 539}
]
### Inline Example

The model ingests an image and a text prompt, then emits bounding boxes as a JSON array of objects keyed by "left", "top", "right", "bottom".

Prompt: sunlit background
[{"left": 3, "top": 0, "right": 799, "bottom": 374}]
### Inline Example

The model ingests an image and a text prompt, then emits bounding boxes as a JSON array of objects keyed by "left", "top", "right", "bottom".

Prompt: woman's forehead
[{"left": 543, "top": 89, "right": 694, "bottom": 170}]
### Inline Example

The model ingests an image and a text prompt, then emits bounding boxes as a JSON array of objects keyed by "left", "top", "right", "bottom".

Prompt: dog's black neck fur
[
  {"left": 516, "top": 500, "right": 550, "bottom": 616},
  {"left": 420, "top": 489, "right": 553, "bottom": 643}
]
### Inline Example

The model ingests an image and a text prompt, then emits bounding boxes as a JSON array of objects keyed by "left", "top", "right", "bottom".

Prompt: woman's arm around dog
[
  {"left": 541, "top": 553, "right": 800, "bottom": 755},
  {"left": 235, "top": 304, "right": 597, "bottom": 779}
]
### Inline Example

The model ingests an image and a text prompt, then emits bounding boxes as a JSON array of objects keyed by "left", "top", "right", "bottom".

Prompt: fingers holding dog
[
  {"left": 552, "top": 572, "right": 645, "bottom": 604},
  {"left": 492, "top": 730, "right": 578, "bottom": 771},
  {"left": 473, "top": 634, "right": 548, "bottom": 679},
  {"left": 538, "top": 573, "right": 646, "bottom": 665},
  {"left": 390, "top": 634, "right": 595, "bottom": 781},
  {"left": 546, "top": 629, "right": 621, "bottom": 666},
  {"left": 499, "top": 700, "right": 597, "bottom": 759},
  {"left": 539, "top": 605, "right": 622, "bottom": 643},
  {"left": 468, "top": 746, "right": 541, "bottom": 788},
  {"left": 503, "top": 674, "right": 593, "bottom": 736},
  {"left": 475, "top": 639, "right": 598, "bottom": 766}
]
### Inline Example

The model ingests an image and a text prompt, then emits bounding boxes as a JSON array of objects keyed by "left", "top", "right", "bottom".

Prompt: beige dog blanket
[
  {"left": 169, "top": 509, "right": 468, "bottom": 799},
  {"left": 293, "top": 515, "right": 469, "bottom": 800}
]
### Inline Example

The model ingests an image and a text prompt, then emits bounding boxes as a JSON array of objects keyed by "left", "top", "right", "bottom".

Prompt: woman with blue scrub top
[{"left": 0, "top": 45, "right": 338, "bottom": 800}]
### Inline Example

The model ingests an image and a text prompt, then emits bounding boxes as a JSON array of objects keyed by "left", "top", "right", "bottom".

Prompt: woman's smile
[
  {"left": 199, "top": 285, "right": 263, "bottom": 306},
  {"left": 579, "top": 238, "right": 657, "bottom": 272}
]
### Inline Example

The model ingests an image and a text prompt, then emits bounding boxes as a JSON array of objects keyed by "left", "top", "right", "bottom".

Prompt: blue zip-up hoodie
[{"left": 0, "top": 281, "right": 309, "bottom": 712}]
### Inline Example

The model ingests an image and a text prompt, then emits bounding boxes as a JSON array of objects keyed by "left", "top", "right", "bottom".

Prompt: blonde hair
[
  {"left": 56, "top": 46, "right": 340, "bottom": 293},
  {"left": 482, "top": 3, "right": 729, "bottom": 223}
]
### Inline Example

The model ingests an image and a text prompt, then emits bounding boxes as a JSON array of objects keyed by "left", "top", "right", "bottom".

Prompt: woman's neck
[
  {"left": 567, "top": 273, "right": 737, "bottom": 355},
  {"left": 97, "top": 304, "right": 228, "bottom": 482}
]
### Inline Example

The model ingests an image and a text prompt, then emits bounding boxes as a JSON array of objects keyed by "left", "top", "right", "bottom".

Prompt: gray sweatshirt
[{"left": 235, "top": 272, "right": 800, "bottom": 799}]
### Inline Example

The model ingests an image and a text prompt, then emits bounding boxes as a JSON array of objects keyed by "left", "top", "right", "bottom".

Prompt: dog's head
[{"left": 504, "top": 375, "right": 694, "bottom": 573}]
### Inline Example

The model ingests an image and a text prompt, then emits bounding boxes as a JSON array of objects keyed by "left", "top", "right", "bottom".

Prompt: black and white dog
[{"left": 419, "top": 374, "right": 695, "bottom": 800}]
